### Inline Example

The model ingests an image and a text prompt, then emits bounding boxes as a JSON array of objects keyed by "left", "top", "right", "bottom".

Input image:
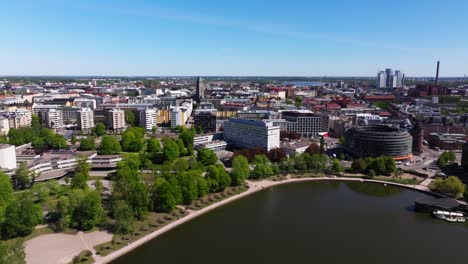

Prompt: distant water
[
  {"left": 112, "top": 181, "right": 468, "bottom": 264},
  {"left": 282, "top": 81, "right": 322, "bottom": 87}
]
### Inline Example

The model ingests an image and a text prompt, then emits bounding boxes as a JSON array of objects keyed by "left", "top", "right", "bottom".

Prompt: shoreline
[{"left": 94, "top": 176, "right": 443, "bottom": 264}]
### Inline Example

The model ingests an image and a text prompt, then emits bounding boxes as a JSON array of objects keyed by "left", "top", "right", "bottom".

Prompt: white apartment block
[
  {"left": 223, "top": 119, "right": 280, "bottom": 151},
  {"left": 170, "top": 106, "right": 188, "bottom": 128},
  {"left": 139, "top": 108, "right": 157, "bottom": 131},
  {"left": 78, "top": 108, "right": 95, "bottom": 132},
  {"left": 0, "top": 144, "right": 16, "bottom": 171},
  {"left": 0, "top": 117, "right": 9, "bottom": 135},
  {"left": 45, "top": 109, "right": 64, "bottom": 129},
  {"left": 108, "top": 108, "right": 126, "bottom": 131}
]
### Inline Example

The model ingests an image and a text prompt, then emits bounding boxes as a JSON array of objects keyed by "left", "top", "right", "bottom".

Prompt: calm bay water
[{"left": 112, "top": 181, "right": 468, "bottom": 264}]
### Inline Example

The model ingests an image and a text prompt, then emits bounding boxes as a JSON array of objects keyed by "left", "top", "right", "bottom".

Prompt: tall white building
[
  {"left": 0, "top": 144, "right": 16, "bottom": 171},
  {"left": 139, "top": 108, "right": 158, "bottom": 131},
  {"left": 108, "top": 109, "right": 126, "bottom": 132},
  {"left": 0, "top": 117, "right": 9, "bottom": 135},
  {"left": 78, "top": 108, "right": 95, "bottom": 132},
  {"left": 170, "top": 106, "right": 189, "bottom": 128},
  {"left": 223, "top": 119, "right": 280, "bottom": 151},
  {"left": 45, "top": 109, "right": 64, "bottom": 130},
  {"left": 377, "top": 68, "right": 405, "bottom": 88}
]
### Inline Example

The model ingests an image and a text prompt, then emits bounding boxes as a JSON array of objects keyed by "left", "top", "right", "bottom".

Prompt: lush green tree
[
  {"left": 177, "top": 171, "right": 199, "bottom": 204},
  {"left": 71, "top": 190, "right": 103, "bottom": 230},
  {"left": 48, "top": 196, "right": 71, "bottom": 231},
  {"left": 1, "top": 197, "right": 43, "bottom": 239},
  {"left": 384, "top": 157, "right": 397, "bottom": 175},
  {"left": 339, "top": 136, "right": 345, "bottom": 146},
  {"left": 162, "top": 138, "right": 180, "bottom": 162},
  {"left": 171, "top": 158, "right": 189, "bottom": 172},
  {"left": 78, "top": 137, "right": 95, "bottom": 151},
  {"left": 331, "top": 159, "right": 343, "bottom": 174},
  {"left": 230, "top": 155, "right": 250, "bottom": 186},
  {"left": 368, "top": 157, "right": 386, "bottom": 175},
  {"left": 0, "top": 239, "right": 26, "bottom": 264},
  {"left": 294, "top": 155, "right": 307, "bottom": 171},
  {"left": 179, "top": 128, "right": 195, "bottom": 148},
  {"left": 125, "top": 110, "right": 136, "bottom": 126},
  {"left": 437, "top": 154, "right": 447, "bottom": 169},
  {"left": 352, "top": 159, "right": 367, "bottom": 173},
  {"left": 197, "top": 148, "right": 218, "bottom": 166},
  {"left": 13, "top": 162, "right": 34, "bottom": 190},
  {"left": 206, "top": 165, "right": 231, "bottom": 192},
  {"left": 93, "top": 123, "right": 106, "bottom": 137},
  {"left": 94, "top": 179, "right": 103, "bottom": 193},
  {"left": 150, "top": 178, "right": 176, "bottom": 213},
  {"left": 251, "top": 163, "right": 273, "bottom": 179},
  {"left": 147, "top": 138, "right": 162, "bottom": 154},
  {"left": 433, "top": 176, "right": 466, "bottom": 197},
  {"left": 176, "top": 138, "right": 187, "bottom": 156},
  {"left": 368, "top": 169, "right": 376, "bottom": 177},
  {"left": 127, "top": 181, "right": 149, "bottom": 220},
  {"left": 33, "top": 184, "right": 50, "bottom": 203},
  {"left": 71, "top": 157, "right": 90, "bottom": 190},
  {"left": 112, "top": 200, "right": 135, "bottom": 235},
  {"left": 121, "top": 127, "right": 145, "bottom": 152},
  {"left": 304, "top": 154, "right": 328, "bottom": 172},
  {"left": 98, "top": 136, "right": 122, "bottom": 155},
  {"left": 71, "top": 134, "right": 77, "bottom": 145},
  {"left": 252, "top": 155, "right": 270, "bottom": 165},
  {"left": 0, "top": 170, "right": 13, "bottom": 218}
]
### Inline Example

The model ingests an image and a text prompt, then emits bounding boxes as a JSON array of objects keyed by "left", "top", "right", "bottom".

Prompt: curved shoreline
[{"left": 94, "top": 176, "right": 442, "bottom": 264}]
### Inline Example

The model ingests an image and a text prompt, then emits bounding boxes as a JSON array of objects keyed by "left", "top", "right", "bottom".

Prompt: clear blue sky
[{"left": 1, "top": 0, "right": 467, "bottom": 76}]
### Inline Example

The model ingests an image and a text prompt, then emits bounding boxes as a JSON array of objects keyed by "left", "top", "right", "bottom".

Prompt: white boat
[{"left": 432, "top": 210, "right": 466, "bottom": 223}]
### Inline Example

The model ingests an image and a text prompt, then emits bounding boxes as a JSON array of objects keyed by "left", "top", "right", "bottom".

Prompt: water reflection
[{"left": 344, "top": 181, "right": 404, "bottom": 197}]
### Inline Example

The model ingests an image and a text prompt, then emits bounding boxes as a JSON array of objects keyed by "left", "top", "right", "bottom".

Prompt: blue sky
[{"left": 1, "top": 0, "right": 467, "bottom": 76}]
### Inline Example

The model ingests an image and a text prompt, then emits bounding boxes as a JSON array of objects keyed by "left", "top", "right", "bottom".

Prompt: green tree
[
  {"left": 230, "top": 155, "right": 250, "bottom": 186},
  {"left": 179, "top": 128, "right": 195, "bottom": 148},
  {"left": 352, "top": 159, "right": 367, "bottom": 172},
  {"left": 206, "top": 165, "right": 231, "bottom": 192},
  {"left": 93, "top": 123, "right": 106, "bottom": 137},
  {"left": 98, "top": 136, "right": 122, "bottom": 155},
  {"left": 121, "top": 128, "right": 144, "bottom": 152},
  {"left": 70, "top": 134, "right": 77, "bottom": 145},
  {"left": 71, "top": 190, "right": 103, "bottom": 230},
  {"left": 0, "top": 170, "right": 13, "bottom": 219},
  {"left": 71, "top": 157, "right": 90, "bottom": 190},
  {"left": 127, "top": 181, "right": 149, "bottom": 220},
  {"left": 251, "top": 163, "right": 273, "bottom": 179},
  {"left": 49, "top": 196, "right": 71, "bottom": 231},
  {"left": 162, "top": 138, "right": 180, "bottom": 162},
  {"left": 339, "top": 136, "right": 345, "bottom": 146},
  {"left": 150, "top": 178, "right": 176, "bottom": 213},
  {"left": 197, "top": 148, "right": 218, "bottom": 166},
  {"left": 369, "top": 157, "right": 386, "bottom": 175},
  {"left": 0, "top": 239, "right": 26, "bottom": 264},
  {"left": 294, "top": 155, "right": 307, "bottom": 171},
  {"left": 78, "top": 137, "right": 95, "bottom": 151},
  {"left": 112, "top": 200, "right": 135, "bottom": 235},
  {"left": 331, "top": 158, "right": 343, "bottom": 174},
  {"left": 125, "top": 110, "right": 136, "bottom": 127},
  {"left": 433, "top": 176, "right": 466, "bottom": 197},
  {"left": 94, "top": 179, "right": 103, "bottom": 193},
  {"left": 384, "top": 157, "right": 397, "bottom": 175},
  {"left": 13, "top": 162, "right": 34, "bottom": 190},
  {"left": 177, "top": 171, "right": 199, "bottom": 204},
  {"left": 147, "top": 138, "right": 162, "bottom": 154},
  {"left": 1, "top": 197, "right": 43, "bottom": 239}
]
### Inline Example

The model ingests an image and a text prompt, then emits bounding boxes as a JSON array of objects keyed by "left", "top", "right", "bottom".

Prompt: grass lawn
[{"left": 187, "top": 185, "right": 248, "bottom": 211}]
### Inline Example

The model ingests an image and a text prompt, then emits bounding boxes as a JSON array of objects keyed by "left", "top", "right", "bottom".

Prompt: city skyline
[{"left": 1, "top": 0, "right": 468, "bottom": 76}]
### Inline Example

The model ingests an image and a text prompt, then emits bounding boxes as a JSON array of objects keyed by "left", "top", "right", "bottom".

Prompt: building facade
[
  {"left": 0, "top": 144, "right": 16, "bottom": 171},
  {"left": 194, "top": 109, "right": 217, "bottom": 133},
  {"left": 78, "top": 108, "right": 95, "bottom": 132},
  {"left": 223, "top": 119, "right": 280, "bottom": 151},
  {"left": 139, "top": 108, "right": 157, "bottom": 131},
  {"left": 282, "top": 111, "right": 329, "bottom": 138},
  {"left": 108, "top": 108, "right": 126, "bottom": 132},
  {"left": 45, "top": 109, "right": 64, "bottom": 130}
]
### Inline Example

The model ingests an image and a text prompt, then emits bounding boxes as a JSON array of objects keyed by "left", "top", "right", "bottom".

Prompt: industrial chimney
[{"left": 435, "top": 61, "right": 440, "bottom": 86}]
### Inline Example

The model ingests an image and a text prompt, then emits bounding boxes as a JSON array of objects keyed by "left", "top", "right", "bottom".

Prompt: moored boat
[{"left": 432, "top": 210, "right": 466, "bottom": 223}]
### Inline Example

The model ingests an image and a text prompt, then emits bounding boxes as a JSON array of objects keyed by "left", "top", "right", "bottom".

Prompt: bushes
[{"left": 433, "top": 176, "right": 465, "bottom": 197}]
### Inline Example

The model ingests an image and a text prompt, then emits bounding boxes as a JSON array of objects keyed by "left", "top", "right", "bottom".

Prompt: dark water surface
[{"left": 112, "top": 181, "right": 468, "bottom": 264}]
